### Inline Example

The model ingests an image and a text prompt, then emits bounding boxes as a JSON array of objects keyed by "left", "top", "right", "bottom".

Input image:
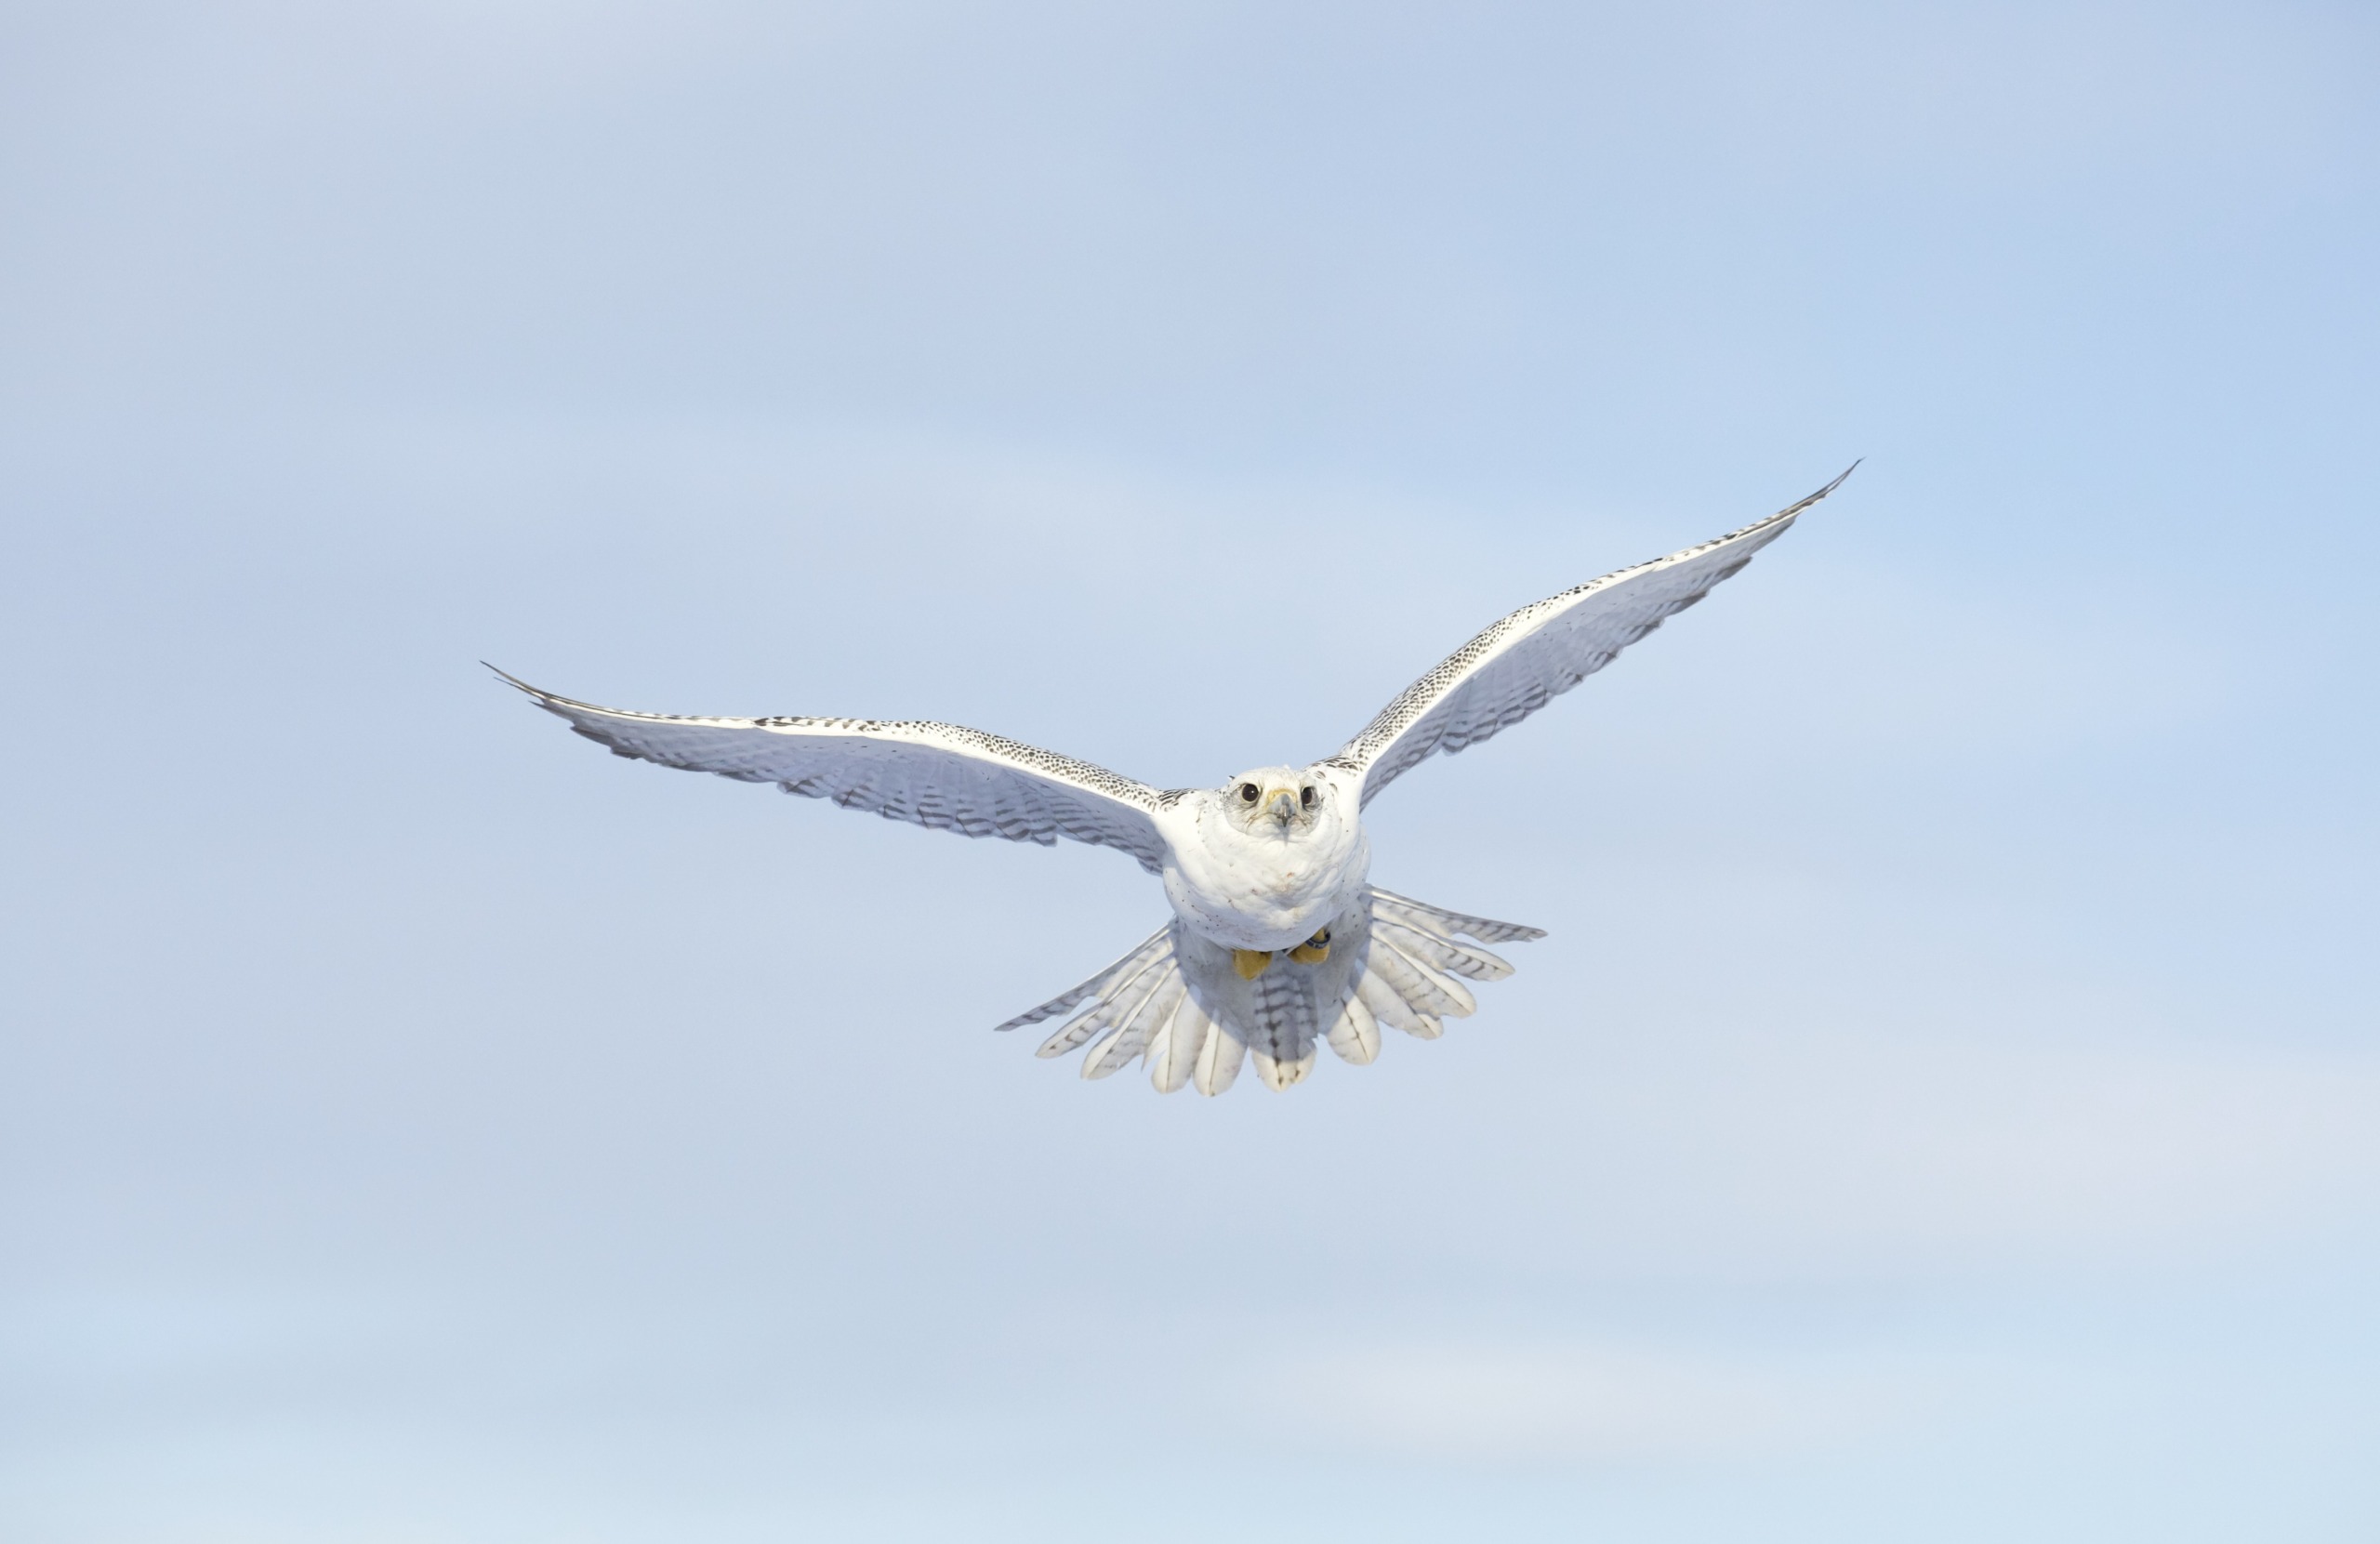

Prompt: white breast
[{"left": 1156, "top": 787, "right": 1370, "bottom": 951}]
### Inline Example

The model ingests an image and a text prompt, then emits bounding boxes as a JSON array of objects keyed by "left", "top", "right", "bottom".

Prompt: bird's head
[{"left": 1220, "top": 765, "right": 1332, "bottom": 838}]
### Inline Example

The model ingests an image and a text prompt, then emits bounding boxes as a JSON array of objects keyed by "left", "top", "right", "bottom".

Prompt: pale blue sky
[{"left": 4, "top": 3, "right": 2376, "bottom": 1539}]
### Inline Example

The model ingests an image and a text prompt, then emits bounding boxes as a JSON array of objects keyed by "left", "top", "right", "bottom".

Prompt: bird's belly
[{"left": 1163, "top": 833, "right": 1368, "bottom": 952}]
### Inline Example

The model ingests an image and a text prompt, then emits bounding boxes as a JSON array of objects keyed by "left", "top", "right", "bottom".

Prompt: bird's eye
[
  {"left": 1300, "top": 785, "right": 1316, "bottom": 809},
  {"left": 1239, "top": 783, "right": 1259, "bottom": 802}
]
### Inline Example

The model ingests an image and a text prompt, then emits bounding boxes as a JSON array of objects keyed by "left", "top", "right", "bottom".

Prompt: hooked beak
[{"left": 1265, "top": 788, "right": 1299, "bottom": 825}]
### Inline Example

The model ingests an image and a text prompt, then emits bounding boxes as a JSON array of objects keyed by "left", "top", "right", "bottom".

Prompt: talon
[
  {"left": 1289, "top": 928, "right": 1331, "bottom": 966},
  {"left": 1233, "top": 948, "right": 1274, "bottom": 980}
]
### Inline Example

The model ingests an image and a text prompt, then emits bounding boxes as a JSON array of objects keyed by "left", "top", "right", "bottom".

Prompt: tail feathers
[
  {"left": 1368, "top": 888, "right": 1547, "bottom": 945},
  {"left": 1325, "top": 990, "right": 1382, "bottom": 1066},
  {"left": 997, "top": 888, "right": 1542, "bottom": 1094},
  {"left": 1033, "top": 940, "right": 1176, "bottom": 1059},
  {"left": 998, "top": 923, "right": 1172, "bottom": 1036},
  {"left": 1247, "top": 966, "right": 1323, "bottom": 1070},
  {"left": 1367, "top": 932, "right": 1478, "bottom": 1019},
  {"left": 1145, "top": 990, "right": 1213, "bottom": 1093},
  {"left": 1192, "top": 1012, "right": 1246, "bottom": 1094},
  {"left": 1251, "top": 1047, "right": 1316, "bottom": 1090},
  {"left": 1081, "top": 972, "right": 1185, "bottom": 1079},
  {"left": 1357, "top": 967, "right": 1443, "bottom": 1040},
  {"left": 1372, "top": 916, "right": 1514, "bottom": 981}
]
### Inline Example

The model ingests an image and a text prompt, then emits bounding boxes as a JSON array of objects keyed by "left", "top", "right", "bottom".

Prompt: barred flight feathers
[
  {"left": 492, "top": 667, "right": 1177, "bottom": 874},
  {"left": 1328, "top": 465, "right": 1855, "bottom": 806}
]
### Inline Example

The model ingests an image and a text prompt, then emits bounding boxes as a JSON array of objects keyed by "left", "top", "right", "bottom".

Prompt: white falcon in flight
[{"left": 497, "top": 468, "right": 1852, "bottom": 1094}]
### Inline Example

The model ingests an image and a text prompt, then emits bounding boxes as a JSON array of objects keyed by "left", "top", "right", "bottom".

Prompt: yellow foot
[
  {"left": 1233, "top": 948, "right": 1273, "bottom": 980},
  {"left": 1289, "top": 929, "right": 1331, "bottom": 966}
]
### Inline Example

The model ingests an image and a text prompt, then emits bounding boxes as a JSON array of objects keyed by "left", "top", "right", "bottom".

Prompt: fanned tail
[
  {"left": 1367, "top": 888, "right": 1548, "bottom": 945},
  {"left": 997, "top": 889, "right": 1542, "bottom": 1096},
  {"left": 993, "top": 923, "right": 1172, "bottom": 1036}
]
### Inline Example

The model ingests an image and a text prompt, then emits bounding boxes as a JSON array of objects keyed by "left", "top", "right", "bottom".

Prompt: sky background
[{"left": 4, "top": 1, "right": 2377, "bottom": 1538}]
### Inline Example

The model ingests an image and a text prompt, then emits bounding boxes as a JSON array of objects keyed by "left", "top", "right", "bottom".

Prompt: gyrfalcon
[{"left": 496, "top": 467, "right": 1853, "bottom": 1093}]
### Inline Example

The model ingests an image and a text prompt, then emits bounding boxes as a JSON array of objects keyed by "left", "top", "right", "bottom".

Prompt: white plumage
[{"left": 498, "top": 467, "right": 1852, "bottom": 1094}]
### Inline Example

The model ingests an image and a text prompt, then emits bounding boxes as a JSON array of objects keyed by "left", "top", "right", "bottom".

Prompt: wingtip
[
  {"left": 1776, "top": 459, "right": 1861, "bottom": 521},
  {"left": 484, "top": 664, "right": 585, "bottom": 719},
  {"left": 483, "top": 662, "right": 550, "bottom": 700}
]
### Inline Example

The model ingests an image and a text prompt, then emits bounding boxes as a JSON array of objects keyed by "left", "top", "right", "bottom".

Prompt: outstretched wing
[
  {"left": 495, "top": 670, "right": 1178, "bottom": 873},
  {"left": 1327, "top": 466, "right": 1855, "bottom": 806}
]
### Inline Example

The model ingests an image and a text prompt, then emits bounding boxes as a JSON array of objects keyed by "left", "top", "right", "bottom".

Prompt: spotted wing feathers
[
  {"left": 1328, "top": 467, "right": 1853, "bottom": 806},
  {"left": 496, "top": 669, "right": 1175, "bottom": 873}
]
